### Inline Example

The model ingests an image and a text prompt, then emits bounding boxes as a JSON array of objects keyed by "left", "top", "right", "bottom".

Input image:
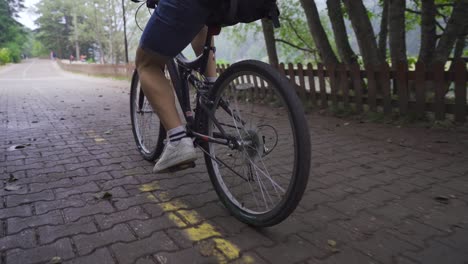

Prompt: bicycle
[{"left": 130, "top": 9, "right": 311, "bottom": 228}]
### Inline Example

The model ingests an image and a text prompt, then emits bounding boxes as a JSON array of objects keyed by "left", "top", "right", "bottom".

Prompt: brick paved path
[{"left": 1, "top": 60, "right": 468, "bottom": 264}]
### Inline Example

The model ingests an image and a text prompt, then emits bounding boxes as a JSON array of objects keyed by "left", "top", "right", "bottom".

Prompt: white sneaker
[{"left": 153, "top": 137, "right": 197, "bottom": 173}]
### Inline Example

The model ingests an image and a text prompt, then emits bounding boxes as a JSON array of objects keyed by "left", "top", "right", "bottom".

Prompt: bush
[{"left": 0, "top": 48, "right": 12, "bottom": 65}]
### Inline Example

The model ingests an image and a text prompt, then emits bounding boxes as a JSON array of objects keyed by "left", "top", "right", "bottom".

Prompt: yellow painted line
[
  {"left": 139, "top": 183, "right": 255, "bottom": 263},
  {"left": 85, "top": 130, "right": 106, "bottom": 143}
]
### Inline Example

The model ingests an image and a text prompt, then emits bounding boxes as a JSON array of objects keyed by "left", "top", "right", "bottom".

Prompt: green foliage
[
  {"left": 31, "top": 39, "right": 48, "bottom": 57},
  {"left": 0, "top": 0, "right": 29, "bottom": 63},
  {"left": 0, "top": 48, "right": 12, "bottom": 64}
]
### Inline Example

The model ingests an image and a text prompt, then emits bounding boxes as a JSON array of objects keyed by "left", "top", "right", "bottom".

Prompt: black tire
[
  {"left": 202, "top": 60, "right": 311, "bottom": 227},
  {"left": 130, "top": 70, "right": 166, "bottom": 161}
]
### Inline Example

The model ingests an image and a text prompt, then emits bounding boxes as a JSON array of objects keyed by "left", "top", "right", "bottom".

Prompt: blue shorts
[{"left": 140, "top": 0, "right": 211, "bottom": 57}]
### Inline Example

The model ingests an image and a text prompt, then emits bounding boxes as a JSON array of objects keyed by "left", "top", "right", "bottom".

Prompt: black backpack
[{"left": 202, "top": 0, "right": 280, "bottom": 28}]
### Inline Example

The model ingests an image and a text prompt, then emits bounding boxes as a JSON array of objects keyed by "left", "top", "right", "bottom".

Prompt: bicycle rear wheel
[
  {"left": 130, "top": 70, "right": 166, "bottom": 161},
  {"left": 202, "top": 60, "right": 311, "bottom": 227}
]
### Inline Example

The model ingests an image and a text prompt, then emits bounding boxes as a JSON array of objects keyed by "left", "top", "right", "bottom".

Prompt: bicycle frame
[{"left": 168, "top": 27, "right": 235, "bottom": 148}]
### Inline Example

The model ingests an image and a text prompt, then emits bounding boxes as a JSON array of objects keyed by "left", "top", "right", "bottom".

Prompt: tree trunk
[
  {"left": 378, "top": 0, "right": 389, "bottom": 61},
  {"left": 342, "top": 0, "right": 383, "bottom": 67},
  {"left": 418, "top": 0, "right": 436, "bottom": 64},
  {"left": 299, "top": 0, "right": 339, "bottom": 65},
  {"left": 73, "top": 12, "right": 80, "bottom": 60},
  {"left": 434, "top": 1, "right": 468, "bottom": 64},
  {"left": 389, "top": 0, "right": 407, "bottom": 68},
  {"left": 326, "top": 0, "right": 357, "bottom": 64},
  {"left": 261, "top": 18, "right": 279, "bottom": 67},
  {"left": 453, "top": 30, "right": 467, "bottom": 60}
]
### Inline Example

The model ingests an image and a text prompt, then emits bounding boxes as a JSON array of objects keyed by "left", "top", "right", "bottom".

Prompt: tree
[
  {"left": 342, "top": 0, "right": 384, "bottom": 67},
  {"left": 418, "top": 0, "right": 437, "bottom": 64},
  {"left": 389, "top": 0, "right": 407, "bottom": 67},
  {"left": 299, "top": 0, "right": 339, "bottom": 65},
  {"left": 261, "top": 19, "right": 279, "bottom": 66},
  {"left": 433, "top": 0, "right": 468, "bottom": 63},
  {"left": 326, "top": 0, "right": 357, "bottom": 64},
  {"left": 378, "top": 0, "right": 389, "bottom": 60}
]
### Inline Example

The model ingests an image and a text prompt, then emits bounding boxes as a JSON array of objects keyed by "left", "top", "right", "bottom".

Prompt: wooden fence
[
  {"left": 218, "top": 60, "right": 468, "bottom": 123},
  {"left": 57, "top": 59, "right": 468, "bottom": 123}
]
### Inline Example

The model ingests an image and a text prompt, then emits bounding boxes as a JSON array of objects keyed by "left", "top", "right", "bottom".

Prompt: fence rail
[{"left": 57, "top": 59, "right": 468, "bottom": 123}]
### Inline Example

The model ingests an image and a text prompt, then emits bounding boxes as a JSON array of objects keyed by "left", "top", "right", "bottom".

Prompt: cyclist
[{"left": 136, "top": 0, "right": 217, "bottom": 173}]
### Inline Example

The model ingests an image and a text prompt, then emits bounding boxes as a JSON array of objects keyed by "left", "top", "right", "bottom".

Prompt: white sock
[
  {"left": 168, "top": 126, "right": 186, "bottom": 142},
  {"left": 207, "top": 77, "right": 217, "bottom": 83}
]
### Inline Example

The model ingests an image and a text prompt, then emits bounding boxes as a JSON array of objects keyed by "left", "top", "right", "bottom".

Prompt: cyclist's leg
[
  {"left": 191, "top": 26, "right": 217, "bottom": 79},
  {"left": 136, "top": 0, "right": 211, "bottom": 172},
  {"left": 136, "top": 0, "right": 211, "bottom": 131}
]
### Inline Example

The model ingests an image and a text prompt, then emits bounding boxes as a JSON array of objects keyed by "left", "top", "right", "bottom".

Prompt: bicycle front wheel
[
  {"left": 130, "top": 70, "right": 165, "bottom": 161},
  {"left": 202, "top": 60, "right": 311, "bottom": 227}
]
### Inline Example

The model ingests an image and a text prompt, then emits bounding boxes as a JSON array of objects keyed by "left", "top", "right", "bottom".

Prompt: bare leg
[
  {"left": 191, "top": 26, "right": 217, "bottom": 78},
  {"left": 135, "top": 47, "right": 182, "bottom": 131},
  {"left": 136, "top": 27, "right": 216, "bottom": 132}
]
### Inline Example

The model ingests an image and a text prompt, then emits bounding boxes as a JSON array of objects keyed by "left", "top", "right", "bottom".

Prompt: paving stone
[
  {"left": 65, "top": 247, "right": 115, "bottom": 264},
  {"left": 71, "top": 172, "right": 113, "bottom": 185},
  {"left": 256, "top": 235, "right": 326, "bottom": 264},
  {"left": 38, "top": 217, "right": 97, "bottom": 244},
  {"left": 436, "top": 226, "right": 468, "bottom": 251},
  {"left": 111, "top": 231, "right": 178, "bottom": 264},
  {"left": 372, "top": 202, "right": 414, "bottom": 224},
  {"left": 352, "top": 230, "right": 420, "bottom": 264},
  {"left": 317, "top": 246, "right": 378, "bottom": 264},
  {"left": 154, "top": 247, "right": 218, "bottom": 264},
  {"left": 8, "top": 210, "right": 64, "bottom": 234},
  {"left": 6, "top": 238, "right": 74, "bottom": 264},
  {"left": 335, "top": 211, "right": 393, "bottom": 238},
  {"left": 95, "top": 206, "right": 149, "bottom": 229},
  {"left": 64, "top": 201, "right": 114, "bottom": 222},
  {"left": 6, "top": 189, "right": 55, "bottom": 207},
  {"left": 35, "top": 198, "right": 86, "bottom": 215},
  {"left": 73, "top": 224, "right": 136, "bottom": 255},
  {"left": 135, "top": 256, "right": 157, "bottom": 264},
  {"left": 0, "top": 205, "right": 32, "bottom": 219},
  {"left": 115, "top": 193, "right": 160, "bottom": 211},
  {"left": 354, "top": 188, "right": 401, "bottom": 206},
  {"left": 129, "top": 215, "right": 179, "bottom": 238},
  {"left": 100, "top": 175, "right": 139, "bottom": 190},
  {"left": 55, "top": 181, "right": 101, "bottom": 199},
  {"left": 0, "top": 229, "right": 36, "bottom": 251},
  {"left": 403, "top": 240, "right": 468, "bottom": 264},
  {"left": 327, "top": 197, "right": 376, "bottom": 216},
  {"left": 30, "top": 178, "right": 72, "bottom": 192},
  {"left": 65, "top": 160, "right": 100, "bottom": 171}
]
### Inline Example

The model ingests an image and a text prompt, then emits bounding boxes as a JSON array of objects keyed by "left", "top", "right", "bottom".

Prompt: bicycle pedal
[{"left": 164, "top": 161, "right": 196, "bottom": 173}]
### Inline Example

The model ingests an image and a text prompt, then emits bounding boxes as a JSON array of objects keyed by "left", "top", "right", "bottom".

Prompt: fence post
[
  {"left": 306, "top": 63, "right": 317, "bottom": 106},
  {"left": 396, "top": 62, "right": 409, "bottom": 115},
  {"left": 350, "top": 63, "right": 363, "bottom": 113},
  {"left": 433, "top": 62, "right": 446, "bottom": 120},
  {"left": 328, "top": 64, "right": 338, "bottom": 107},
  {"left": 318, "top": 63, "right": 327, "bottom": 108},
  {"left": 287, "top": 63, "right": 297, "bottom": 93},
  {"left": 297, "top": 63, "right": 306, "bottom": 99},
  {"left": 340, "top": 64, "right": 350, "bottom": 108},
  {"left": 454, "top": 59, "right": 467, "bottom": 123},
  {"left": 414, "top": 61, "right": 426, "bottom": 118},
  {"left": 366, "top": 65, "right": 377, "bottom": 112},
  {"left": 380, "top": 63, "right": 392, "bottom": 115}
]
